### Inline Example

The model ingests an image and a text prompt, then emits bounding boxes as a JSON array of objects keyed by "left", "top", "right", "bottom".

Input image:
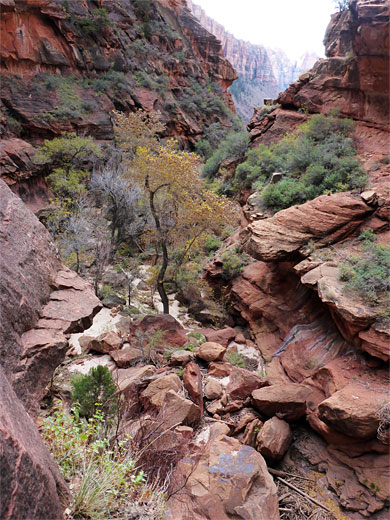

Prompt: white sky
[{"left": 193, "top": 0, "right": 337, "bottom": 61}]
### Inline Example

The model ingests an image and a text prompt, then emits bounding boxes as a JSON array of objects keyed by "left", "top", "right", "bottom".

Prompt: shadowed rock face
[
  {"left": 0, "top": 179, "right": 102, "bottom": 410},
  {"left": 0, "top": 179, "right": 102, "bottom": 517},
  {"left": 0, "top": 366, "right": 68, "bottom": 520}
]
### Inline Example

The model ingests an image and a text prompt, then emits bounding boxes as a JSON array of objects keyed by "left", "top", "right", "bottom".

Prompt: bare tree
[
  {"left": 59, "top": 200, "right": 90, "bottom": 273},
  {"left": 90, "top": 153, "right": 148, "bottom": 255}
]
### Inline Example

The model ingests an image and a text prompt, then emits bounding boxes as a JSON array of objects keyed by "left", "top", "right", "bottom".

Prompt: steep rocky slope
[
  {"left": 0, "top": 178, "right": 102, "bottom": 517},
  {"left": 248, "top": 0, "right": 389, "bottom": 158},
  {"left": 205, "top": 1, "right": 389, "bottom": 518},
  {"left": 0, "top": 0, "right": 236, "bottom": 202},
  {"left": 188, "top": 0, "right": 318, "bottom": 121}
]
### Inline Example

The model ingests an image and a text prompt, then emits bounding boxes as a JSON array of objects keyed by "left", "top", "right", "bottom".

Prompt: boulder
[
  {"left": 78, "top": 335, "right": 94, "bottom": 354},
  {"left": 158, "top": 390, "right": 201, "bottom": 429},
  {"left": 252, "top": 383, "right": 311, "bottom": 421},
  {"left": 204, "top": 327, "right": 236, "bottom": 347},
  {"left": 0, "top": 367, "right": 68, "bottom": 520},
  {"left": 197, "top": 342, "right": 226, "bottom": 362},
  {"left": 242, "top": 419, "right": 263, "bottom": 447},
  {"left": 208, "top": 361, "right": 232, "bottom": 377},
  {"left": 166, "top": 434, "right": 279, "bottom": 520},
  {"left": 358, "top": 324, "right": 390, "bottom": 362},
  {"left": 241, "top": 193, "right": 372, "bottom": 262},
  {"left": 204, "top": 377, "right": 223, "bottom": 400},
  {"left": 223, "top": 400, "right": 245, "bottom": 413},
  {"left": 257, "top": 417, "right": 292, "bottom": 462},
  {"left": 134, "top": 314, "right": 187, "bottom": 347},
  {"left": 141, "top": 373, "right": 182, "bottom": 409},
  {"left": 90, "top": 331, "right": 122, "bottom": 354},
  {"left": 183, "top": 362, "right": 203, "bottom": 412},
  {"left": 318, "top": 383, "right": 388, "bottom": 440},
  {"left": 226, "top": 366, "right": 268, "bottom": 400},
  {"left": 117, "top": 365, "right": 156, "bottom": 396},
  {"left": 109, "top": 347, "right": 143, "bottom": 368},
  {"left": 233, "top": 411, "right": 259, "bottom": 435},
  {"left": 169, "top": 349, "right": 193, "bottom": 366}
]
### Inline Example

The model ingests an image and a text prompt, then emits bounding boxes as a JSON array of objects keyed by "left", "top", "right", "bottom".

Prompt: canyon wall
[
  {"left": 188, "top": 0, "right": 318, "bottom": 120},
  {"left": 0, "top": 0, "right": 237, "bottom": 203},
  {"left": 248, "top": 0, "right": 390, "bottom": 154},
  {"left": 205, "top": 2, "right": 389, "bottom": 517}
]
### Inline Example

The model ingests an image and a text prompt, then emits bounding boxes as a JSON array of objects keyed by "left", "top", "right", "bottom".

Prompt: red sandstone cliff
[
  {"left": 0, "top": 0, "right": 237, "bottom": 202},
  {"left": 205, "top": 2, "right": 390, "bottom": 517}
]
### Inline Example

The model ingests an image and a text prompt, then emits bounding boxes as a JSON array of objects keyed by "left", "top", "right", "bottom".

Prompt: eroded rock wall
[
  {"left": 248, "top": 0, "right": 390, "bottom": 150},
  {"left": 188, "top": 0, "right": 319, "bottom": 121},
  {"left": 0, "top": 0, "right": 236, "bottom": 199}
]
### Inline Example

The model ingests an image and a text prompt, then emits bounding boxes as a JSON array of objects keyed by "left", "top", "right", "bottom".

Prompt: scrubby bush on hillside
[
  {"left": 42, "top": 401, "right": 166, "bottom": 519},
  {"left": 220, "top": 248, "right": 250, "bottom": 281},
  {"left": 340, "top": 231, "right": 390, "bottom": 310},
  {"left": 234, "top": 113, "right": 367, "bottom": 211},
  {"left": 202, "top": 130, "right": 249, "bottom": 178}
]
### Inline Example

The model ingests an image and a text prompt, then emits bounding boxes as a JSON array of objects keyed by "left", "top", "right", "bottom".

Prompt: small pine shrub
[{"left": 71, "top": 365, "right": 118, "bottom": 420}]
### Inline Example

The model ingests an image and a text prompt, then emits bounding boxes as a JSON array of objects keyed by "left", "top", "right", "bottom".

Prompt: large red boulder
[
  {"left": 0, "top": 367, "right": 68, "bottom": 520},
  {"left": 134, "top": 314, "right": 187, "bottom": 347},
  {"left": 166, "top": 433, "right": 279, "bottom": 520},
  {"left": 226, "top": 366, "right": 268, "bottom": 400},
  {"left": 252, "top": 383, "right": 311, "bottom": 422},
  {"left": 257, "top": 417, "right": 292, "bottom": 462}
]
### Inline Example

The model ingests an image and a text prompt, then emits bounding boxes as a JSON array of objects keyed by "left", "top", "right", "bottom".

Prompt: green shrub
[
  {"left": 221, "top": 248, "right": 249, "bottom": 281},
  {"left": 234, "top": 113, "right": 367, "bottom": 212},
  {"left": 339, "top": 233, "right": 390, "bottom": 307},
  {"left": 41, "top": 401, "right": 165, "bottom": 518},
  {"left": 226, "top": 351, "right": 245, "bottom": 368},
  {"left": 202, "top": 131, "right": 249, "bottom": 178},
  {"left": 71, "top": 365, "right": 118, "bottom": 420},
  {"left": 203, "top": 234, "right": 222, "bottom": 254},
  {"left": 186, "top": 332, "right": 206, "bottom": 345},
  {"left": 75, "top": 8, "right": 112, "bottom": 34}
]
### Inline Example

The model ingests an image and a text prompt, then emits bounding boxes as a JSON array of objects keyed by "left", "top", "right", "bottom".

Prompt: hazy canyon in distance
[{"left": 189, "top": 0, "right": 319, "bottom": 120}]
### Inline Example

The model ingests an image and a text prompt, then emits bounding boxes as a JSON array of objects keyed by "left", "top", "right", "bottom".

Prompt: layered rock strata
[
  {"left": 0, "top": 178, "right": 103, "bottom": 516},
  {"left": 0, "top": 0, "right": 236, "bottom": 203}
]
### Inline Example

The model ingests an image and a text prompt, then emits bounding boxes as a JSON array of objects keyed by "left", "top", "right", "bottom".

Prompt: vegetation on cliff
[
  {"left": 206, "top": 112, "right": 367, "bottom": 210},
  {"left": 340, "top": 230, "right": 390, "bottom": 313}
]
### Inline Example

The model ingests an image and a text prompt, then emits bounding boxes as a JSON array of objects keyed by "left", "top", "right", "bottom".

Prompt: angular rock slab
[
  {"left": 318, "top": 382, "right": 388, "bottom": 440},
  {"left": 166, "top": 434, "right": 279, "bottom": 520},
  {"left": 252, "top": 383, "right": 312, "bottom": 422},
  {"left": 241, "top": 193, "right": 372, "bottom": 262}
]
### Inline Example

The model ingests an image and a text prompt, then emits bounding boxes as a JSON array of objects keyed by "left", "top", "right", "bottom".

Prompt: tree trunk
[
  {"left": 157, "top": 241, "right": 169, "bottom": 314},
  {"left": 147, "top": 178, "right": 170, "bottom": 314},
  {"left": 75, "top": 249, "right": 80, "bottom": 273}
]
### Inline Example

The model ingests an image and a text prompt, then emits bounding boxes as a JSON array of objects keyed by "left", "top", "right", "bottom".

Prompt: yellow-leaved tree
[{"left": 114, "top": 109, "right": 237, "bottom": 314}]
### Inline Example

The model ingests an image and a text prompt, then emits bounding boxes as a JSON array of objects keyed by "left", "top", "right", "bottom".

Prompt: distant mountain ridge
[{"left": 188, "top": 1, "right": 319, "bottom": 120}]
